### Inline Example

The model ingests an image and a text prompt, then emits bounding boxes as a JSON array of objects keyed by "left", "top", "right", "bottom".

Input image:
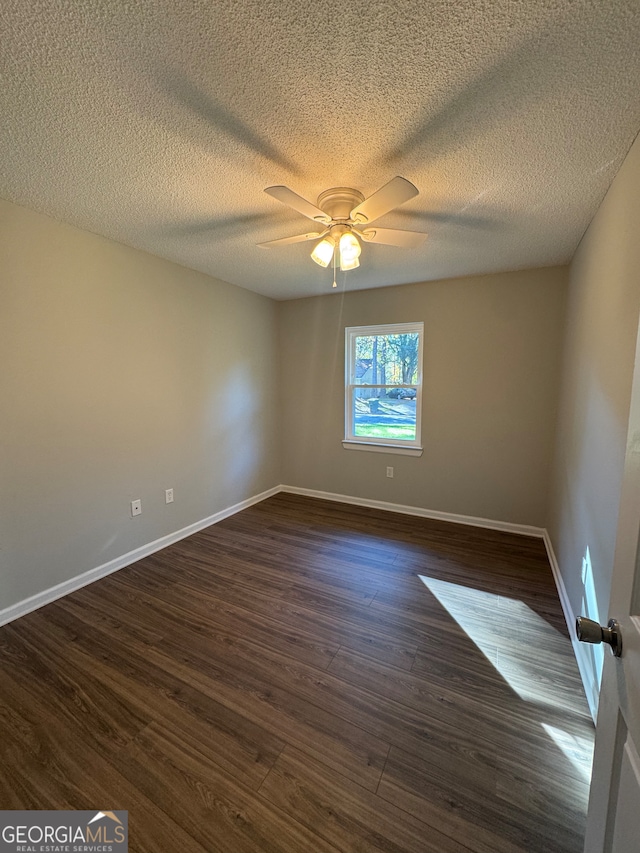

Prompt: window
[{"left": 344, "top": 322, "right": 423, "bottom": 455}]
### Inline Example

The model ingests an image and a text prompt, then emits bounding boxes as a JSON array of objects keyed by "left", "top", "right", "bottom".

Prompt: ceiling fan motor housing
[{"left": 315, "top": 187, "right": 365, "bottom": 222}]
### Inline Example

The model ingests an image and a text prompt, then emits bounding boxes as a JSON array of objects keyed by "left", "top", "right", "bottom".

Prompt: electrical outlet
[
  {"left": 130, "top": 499, "right": 142, "bottom": 517},
  {"left": 165, "top": 488, "right": 174, "bottom": 504},
  {"left": 386, "top": 466, "right": 394, "bottom": 478}
]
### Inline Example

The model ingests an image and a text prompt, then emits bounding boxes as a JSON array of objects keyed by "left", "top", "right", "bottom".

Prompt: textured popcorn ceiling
[{"left": 1, "top": 1, "right": 640, "bottom": 300}]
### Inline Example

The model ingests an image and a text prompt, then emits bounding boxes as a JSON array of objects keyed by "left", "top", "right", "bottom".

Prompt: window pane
[
  {"left": 352, "top": 387, "right": 417, "bottom": 442},
  {"left": 353, "top": 333, "right": 420, "bottom": 385}
]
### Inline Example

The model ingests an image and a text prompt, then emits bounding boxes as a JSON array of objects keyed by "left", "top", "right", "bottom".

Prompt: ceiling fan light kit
[
  {"left": 338, "top": 231, "right": 361, "bottom": 270},
  {"left": 309, "top": 222, "right": 363, "bottom": 271},
  {"left": 259, "top": 177, "right": 426, "bottom": 284},
  {"left": 310, "top": 237, "right": 334, "bottom": 268}
]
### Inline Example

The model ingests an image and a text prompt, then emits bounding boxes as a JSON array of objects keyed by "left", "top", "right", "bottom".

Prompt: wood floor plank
[
  {"left": 78, "top": 577, "right": 341, "bottom": 671},
  {"left": 176, "top": 618, "right": 563, "bottom": 762},
  {"left": 144, "top": 568, "right": 419, "bottom": 671},
  {"left": 0, "top": 619, "right": 150, "bottom": 754},
  {"left": 176, "top": 570, "right": 423, "bottom": 659},
  {"left": 50, "top": 588, "right": 393, "bottom": 793},
  {"left": 377, "top": 745, "right": 587, "bottom": 853},
  {"left": 0, "top": 493, "right": 593, "bottom": 852},
  {"left": 146, "top": 635, "right": 390, "bottom": 792},
  {"left": 48, "top": 595, "right": 391, "bottom": 793},
  {"left": 259, "top": 745, "right": 472, "bottom": 853},
  {"left": 31, "top": 600, "right": 287, "bottom": 790},
  {"left": 118, "top": 721, "right": 344, "bottom": 853},
  {"left": 0, "top": 692, "right": 208, "bottom": 853},
  {"left": 178, "top": 532, "right": 382, "bottom": 607}
]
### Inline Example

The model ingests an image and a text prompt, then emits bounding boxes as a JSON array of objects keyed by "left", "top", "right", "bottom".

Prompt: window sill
[{"left": 342, "top": 441, "right": 423, "bottom": 457}]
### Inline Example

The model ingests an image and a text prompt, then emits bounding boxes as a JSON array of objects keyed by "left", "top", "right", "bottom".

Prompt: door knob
[{"left": 576, "top": 616, "right": 623, "bottom": 657}]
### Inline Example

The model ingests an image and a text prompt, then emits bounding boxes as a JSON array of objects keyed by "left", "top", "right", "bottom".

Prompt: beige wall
[
  {"left": 278, "top": 267, "right": 567, "bottom": 527},
  {"left": 0, "top": 198, "right": 280, "bottom": 612},
  {"left": 547, "top": 132, "right": 640, "bottom": 710}
]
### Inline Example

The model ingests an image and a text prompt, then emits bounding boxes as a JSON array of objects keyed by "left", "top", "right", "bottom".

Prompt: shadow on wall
[{"left": 208, "top": 365, "right": 266, "bottom": 500}]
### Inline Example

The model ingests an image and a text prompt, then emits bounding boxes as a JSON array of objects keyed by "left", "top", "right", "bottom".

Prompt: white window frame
[{"left": 343, "top": 322, "right": 424, "bottom": 456}]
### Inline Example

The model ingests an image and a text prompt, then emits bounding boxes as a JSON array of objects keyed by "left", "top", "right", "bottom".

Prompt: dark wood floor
[{"left": 0, "top": 493, "right": 594, "bottom": 853}]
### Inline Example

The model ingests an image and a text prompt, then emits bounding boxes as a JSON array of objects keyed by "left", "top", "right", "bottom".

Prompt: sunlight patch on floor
[
  {"left": 418, "top": 575, "right": 584, "bottom": 711},
  {"left": 418, "top": 574, "right": 595, "bottom": 785},
  {"left": 541, "top": 723, "right": 594, "bottom": 784}
]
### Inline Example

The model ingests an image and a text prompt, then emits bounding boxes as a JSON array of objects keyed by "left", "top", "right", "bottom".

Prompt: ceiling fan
[{"left": 258, "top": 176, "right": 427, "bottom": 276}]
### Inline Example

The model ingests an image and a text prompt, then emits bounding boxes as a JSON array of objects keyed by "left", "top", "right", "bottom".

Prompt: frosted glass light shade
[
  {"left": 339, "top": 232, "right": 361, "bottom": 270},
  {"left": 311, "top": 237, "right": 335, "bottom": 267},
  {"left": 340, "top": 254, "right": 360, "bottom": 271}
]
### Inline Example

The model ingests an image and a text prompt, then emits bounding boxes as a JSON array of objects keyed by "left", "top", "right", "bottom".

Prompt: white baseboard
[
  {"left": 543, "top": 530, "right": 599, "bottom": 721},
  {"left": 0, "top": 486, "right": 280, "bottom": 628},
  {"left": 279, "top": 485, "right": 546, "bottom": 539}
]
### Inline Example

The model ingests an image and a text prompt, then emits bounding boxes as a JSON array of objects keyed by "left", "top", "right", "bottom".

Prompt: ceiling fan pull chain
[{"left": 332, "top": 245, "right": 337, "bottom": 288}]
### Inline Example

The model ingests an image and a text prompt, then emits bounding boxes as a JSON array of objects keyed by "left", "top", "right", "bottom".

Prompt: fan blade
[
  {"left": 350, "top": 176, "right": 419, "bottom": 224},
  {"left": 264, "top": 186, "right": 330, "bottom": 224},
  {"left": 257, "top": 231, "right": 326, "bottom": 248},
  {"left": 358, "top": 227, "right": 427, "bottom": 248}
]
